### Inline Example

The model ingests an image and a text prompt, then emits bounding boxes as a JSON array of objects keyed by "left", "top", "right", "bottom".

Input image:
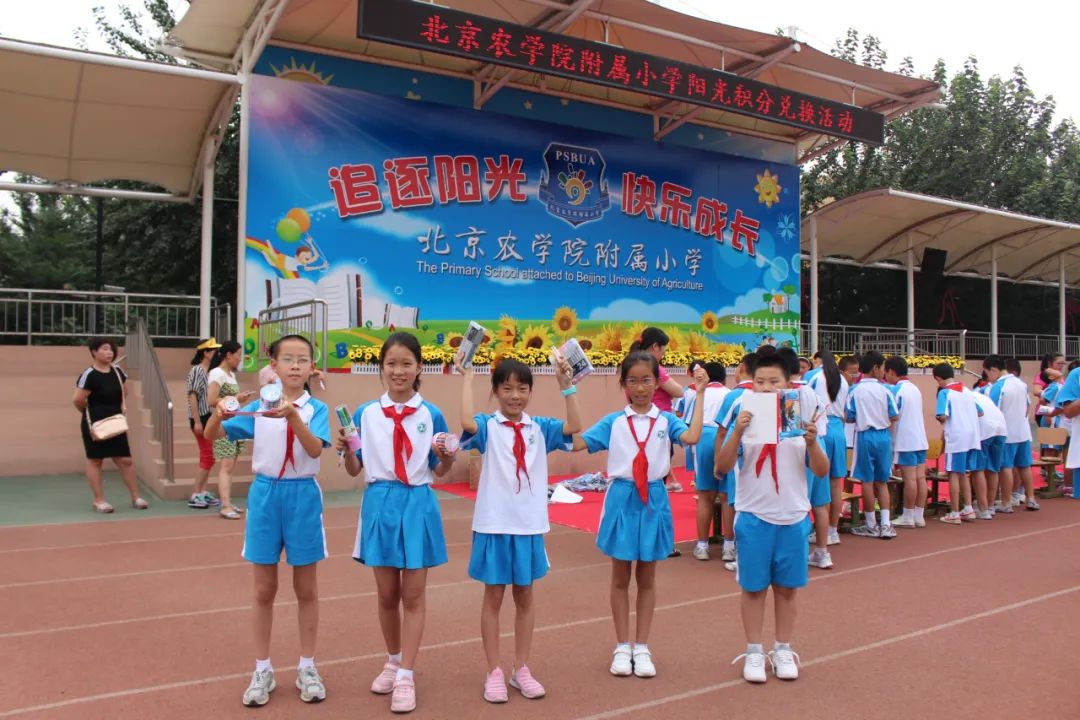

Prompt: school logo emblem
[
  {"left": 417, "top": 423, "right": 427, "bottom": 433},
  {"left": 538, "top": 143, "right": 610, "bottom": 227},
  {"left": 657, "top": 430, "right": 666, "bottom": 439}
]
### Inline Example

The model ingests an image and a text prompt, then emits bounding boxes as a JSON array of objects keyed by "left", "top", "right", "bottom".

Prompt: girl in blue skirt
[
  {"left": 456, "top": 354, "right": 581, "bottom": 704},
  {"left": 339, "top": 333, "right": 456, "bottom": 714},
  {"left": 572, "top": 351, "right": 708, "bottom": 678}
]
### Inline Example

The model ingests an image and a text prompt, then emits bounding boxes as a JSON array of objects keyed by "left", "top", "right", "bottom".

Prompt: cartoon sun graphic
[
  {"left": 700, "top": 311, "right": 720, "bottom": 334},
  {"left": 688, "top": 332, "right": 711, "bottom": 355},
  {"left": 754, "top": 169, "right": 782, "bottom": 208},
  {"left": 445, "top": 332, "right": 464, "bottom": 348},
  {"left": 595, "top": 324, "right": 625, "bottom": 353},
  {"left": 521, "top": 325, "right": 551, "bottom": 350},
  {"left": 557, "top": 166, "right": 593, "bottom": 206},
  {"left": 497, "top": 315, "right": 518, "bottom": 349},
  {"left": 271, "top": 59, "right": 333, "bottom": 85},
  {"left": 552, "top": 306, "right": 579, "bottom": 337}
]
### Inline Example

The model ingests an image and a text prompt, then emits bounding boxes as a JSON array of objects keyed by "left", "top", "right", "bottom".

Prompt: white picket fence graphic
[{"left": 729, "top": 316, "right": 799, "bottom": 331}]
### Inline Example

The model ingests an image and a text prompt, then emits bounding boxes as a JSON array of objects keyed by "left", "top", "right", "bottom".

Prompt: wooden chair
[
  {"left": 1034, "top": 427, "right": 1068, "bottom": 498},
  {"left": 925, "top": 439, "right": 949, "bottom": 515}
]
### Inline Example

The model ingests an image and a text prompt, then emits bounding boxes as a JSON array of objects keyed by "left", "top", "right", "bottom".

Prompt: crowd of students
[{"left": 204, "top": 329, "right": 1077, "bottom": 711}]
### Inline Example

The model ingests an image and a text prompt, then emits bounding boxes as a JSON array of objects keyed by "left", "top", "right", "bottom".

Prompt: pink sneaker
[
  {"left": 371, "top": 662, "right": 399, "bottom": 695},
  {"left": 484, "top": 667, "right": 508, "bottom": 703},
  {"left": 509, "top": 665, "right": 546, "bottom": 699},
  {"left": 391, "top": 676, "right": 416, "bottom": 713}
]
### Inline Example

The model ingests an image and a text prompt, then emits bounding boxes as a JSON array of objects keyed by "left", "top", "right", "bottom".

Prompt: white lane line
[
  {"left": 573, "top": 583, "right": 1080, "bottom": 719},
  {"left": 1, "top": 519, "right": 1077, "bottom": 716}
]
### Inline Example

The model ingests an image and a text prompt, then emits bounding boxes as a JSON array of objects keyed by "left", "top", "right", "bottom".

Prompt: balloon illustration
[
  {"left": 286, "top": 207, "right": 311, "bottom": 233},
  {"left": 276, "top": 218, "right": 302, "bottom": 243}
]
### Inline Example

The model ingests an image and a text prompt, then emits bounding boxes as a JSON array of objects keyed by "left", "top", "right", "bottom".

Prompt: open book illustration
[
  {"left": 741, "top": 390, "right": 804, "bottom": 444},
  {"left": 265, "top": 273, "right": 418, "bottom": 330}
]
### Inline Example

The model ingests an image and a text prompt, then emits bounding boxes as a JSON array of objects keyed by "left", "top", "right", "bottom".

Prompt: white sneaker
[
  {"left": 891, "top": 515, "right": 916, "bottom": 528},
  {"left": 850, "top": 524, "right": 880, "bottom": 538},
  {"left": 879, "top": 524, "right": 897, "bottom": 539},
  {"left": 632, "top": 647, "right": 656, "bottom": 678},
  {"left": 914, "top": 515, "right": 927, "bottom": 528},
  {"left": 976, "top": 509, "right": 993, "bottom": 520},
  {"left": 769, "top": 647, "right": 800, "bottom": 680},
  {"left": 724, "top": 560, "right": 737, "bottom": 572},
  {"left": 733, "top": 651, "right": 768, "bottom": 683},
  {"left": 610, "top": 646, "right": 633, "bottom": 676},
  {"left": 808, "top": 548, "right": 833, "bottom": 569},
  {"left": 721, "top": 545, "right": 736, "bottom": 562},
  {"left": 692, "top": 544, "right": 710, "bottom": 561},
  {"left": 296, "top": 666, "right": 326, "bottom": 703},
  {"left": 827, "top": 529, "right": 841, "bottom": 546},
  {"left": 243, "top": 669, "right": 276, "bottom": 706},
  {"left": 667, "top": 481, "right": 683, "bottom": 492},
  {"left": 1012, "top": 492, "right": 1025, "bottom": 505}
]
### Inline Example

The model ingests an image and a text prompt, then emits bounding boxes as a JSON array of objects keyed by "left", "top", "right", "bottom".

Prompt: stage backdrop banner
[{"left": 245, "top": 73, "right": 801, "bottom": 370}]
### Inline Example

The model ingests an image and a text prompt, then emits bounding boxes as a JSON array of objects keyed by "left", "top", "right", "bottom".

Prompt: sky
[{"left": 1, "top": 0, "right": 1077, "bottom": 121}]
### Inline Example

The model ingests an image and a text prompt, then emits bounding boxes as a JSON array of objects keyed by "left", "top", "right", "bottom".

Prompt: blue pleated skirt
[
  {"left": 354, "top": 481, "right": 448, "bottom": 569},
  {"left": 468, "top": 532, "right": 548, "bottom": 586},
  {"left": 596, "top": 479, "right": 673, "bottom": 562}
]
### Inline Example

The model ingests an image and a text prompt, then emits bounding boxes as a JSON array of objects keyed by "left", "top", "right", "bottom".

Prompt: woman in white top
[{"left": 207, "top": 340, "right": 255, "bottom": 519}]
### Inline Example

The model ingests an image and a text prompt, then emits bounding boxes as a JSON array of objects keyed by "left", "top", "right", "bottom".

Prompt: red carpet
[{"left": 436, "top": 468, "right": 701, "bottom": 544}]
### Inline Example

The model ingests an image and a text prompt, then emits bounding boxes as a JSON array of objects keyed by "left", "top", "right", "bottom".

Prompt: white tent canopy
[{"left": 802, "top": 188, "right": 1080, "bottom": 355}]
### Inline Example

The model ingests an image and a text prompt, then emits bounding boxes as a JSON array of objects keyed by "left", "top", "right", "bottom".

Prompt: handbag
[{"left": 87, "top": 366, "right": 129, "bottom": 441}]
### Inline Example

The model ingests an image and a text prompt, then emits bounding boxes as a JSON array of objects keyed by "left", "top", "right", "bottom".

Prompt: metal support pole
[
  {"left": 906, "top": 233, "right": 915, "bottom": 356},
  {"left": 95, "top": 197, "right": 104, "bottom": 292},
  {"left": 1060, "top": 253, "right": 1067, "bottom": 356},
  {"left": 809, "top": 216, "right": 819, "bottom": 354},
  {"left": 236, "top": 41, "right": 251, "bottom": 344},
  {"left": 199, "top": 160, "right": 214, "bottom": 338},
  {"left": 991, "top": 245, "right": 999, "bottom": 354}
]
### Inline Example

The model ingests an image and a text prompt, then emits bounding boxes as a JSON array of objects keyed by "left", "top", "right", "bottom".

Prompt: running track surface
[{"left": 3, "top": 493, "right": 1080, "bottom": 719}]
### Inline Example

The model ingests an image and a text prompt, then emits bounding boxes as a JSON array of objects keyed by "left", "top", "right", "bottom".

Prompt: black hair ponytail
[{"left": 819, "top": 349, "right": 842, "bottom": 402}]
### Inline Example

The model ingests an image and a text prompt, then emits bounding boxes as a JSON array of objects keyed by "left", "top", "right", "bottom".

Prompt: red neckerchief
[
  {"left": 737, "top": 381, "right": 753, "bottom": 389},
  {"left": 277, "top": 424, "right": 296, "bottom": 479},
  {"left": 753, "top": 393, "right": 782, "bottom": 493},
  {"left": 626, "top": 414, "right": 658, "bottom": 507},
  {"left": 945, "top": 382, "right": 964, "bottom": 393},
  {"left": 502, "top": 420, "right": 530, "bottom": 493},
  {"left": 382, "top": 404, "right": 418, "bottom": 483}
]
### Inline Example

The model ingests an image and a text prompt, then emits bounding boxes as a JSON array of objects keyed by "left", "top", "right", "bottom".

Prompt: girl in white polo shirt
[
  {"left": 456, "top": 355, "right": 581, "bottom": 704},
  {"left": 573, "top": 350, "right": 708, "bottom": 679},
  {"left": 339, "top": 333, "right": 456, "bottom": 714}
]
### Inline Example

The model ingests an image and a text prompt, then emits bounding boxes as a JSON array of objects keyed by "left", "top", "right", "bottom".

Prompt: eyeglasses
[
  {"left": 624, "top": 378, "right": 657, "bottom": 388},
  {"left": 277, "top": 355, "right": 312, "bottom": 367}
]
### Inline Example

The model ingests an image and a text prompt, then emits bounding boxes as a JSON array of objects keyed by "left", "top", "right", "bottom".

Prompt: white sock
[
  {"left": 914, "top": 507, "right": 925, "bottom": 522},
  {"left": 864, "top": 512, "right": 878, "bottom": 528},
  {"left": 395, "top": 668, "right": 414, "bottom": 682},
  {"left": 255, "top": 658, "right": 272, "bottom": 673},
  {"left": 747, "top": 643, "right": 764, "bottom": 655},
  {"left": 774, "top": 641, "right": 791, "bottom": 651},
  {"left": 388, "top": 652, "right": 402, "bottom": 664},
  {"left": 723, "top": 539, "right": 735, "bottom": 551},
  {"left": 828, "top": 525, "right": 839, "bottom": 534},
  {"left": 298, "top": 656, "right": 315, "bottom": 670},
  {"left": 615, "top": 642, "right": 631, "bottom": 654},
  {"left": 962, "top": 504, "right": 974, "bottom": 514},
  {"left": 696, "top": 540, "right": 708, "bottom": 549},
  {"left": 634, "top": 643, "right": 649, "bottom": 653},
  {"left": 880, "top": 509, "right": 891, "bottom": 526}
]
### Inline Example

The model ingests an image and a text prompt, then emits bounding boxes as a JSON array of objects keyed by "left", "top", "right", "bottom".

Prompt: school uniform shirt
[
  {"left": 845, "top": 379, "right": 898, "bottom": 431},
  {"left": 352, "top": 393, "right": 448, "bottom": 485},
  {"left": 971, "top": 390, "right": 1007, "bottom": 440},
  {"left": 1039, "top": 382, "right": 1065, "bottom": 429},
  {"left": 716, "top": 381, "right": 754, "bottom": 427},
  {"left": 462, "top": 412, "right": 572, "bottom": 535},
  {"left": 805, "top": 368, "right": 849, "bottom": 419},
  {"left": 723, "top": 401, "right": 810, "bottom": 525},
  {"left": 675, "top": 386, "right": 696, "bottom": 417},
  {"left": 792, "top": 380, "right": 828, "bottom": 437},
  {"left": 223, "top": 392, "right": 331, "bottom": 477},
  {"left": 582, "top": 405, "right": 688, "bottom": 480},
  {"left": 988, "top": 374, "right": 1032, "bottom": 443},
  {"left": 935, "top": 385, "right": 983, "bottom": 454},
  {"left": 684, "top": 383, "right": 729, "bottom": 429},
  {"left": 1055, "top": 368, "right": 1080, "bottom": 467},
  {"left": 887, "top": 379, "right": 929, "bottom": 452}
]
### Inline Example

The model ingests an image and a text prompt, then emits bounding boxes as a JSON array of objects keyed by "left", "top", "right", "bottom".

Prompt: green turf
[{"left": 0, "top": 472, "right": 364, "bottom": 527}]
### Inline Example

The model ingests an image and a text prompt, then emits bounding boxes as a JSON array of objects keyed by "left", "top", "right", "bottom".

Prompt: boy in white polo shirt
[
  {"left": 205, "top": 334, "right": 331, "bottom": 707},
  {"left": 985, "top": 355, "right": 1039, "bottom": 511},
  {"left": 884, "top": 357, "right": 929, "bottom": 528},
  {"left": 933, "top": 363, "right": 982, "bottom": 525},
  {"left": 971, "top": 382, "right": 1008, "bottom": 517},
  {"left": 716, "top": 355, "right": 829, "bottom": 684},
  {"left": 846, "top": 351, "right": 899, "bottom": 539}
]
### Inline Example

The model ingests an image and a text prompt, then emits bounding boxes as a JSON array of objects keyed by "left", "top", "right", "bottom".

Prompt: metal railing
[
  {"left": 125, "top": 317, "right": 174, "bottom": 483},
  {"left": 256, "top": 299, "right": 329, "bottom": 372},
  {"left": 855, "top": 330, "right": 967, "bottom": 359},
  {"left": 802, "top": 323, "right": 1078, "bottom": 360},
  {"left": 0, "top": 288, "right": 231, "bottom": 344}
]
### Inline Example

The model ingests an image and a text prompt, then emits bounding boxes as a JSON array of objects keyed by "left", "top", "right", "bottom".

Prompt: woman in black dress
[{"left": 72, "top": 337, "right": 148, "bottom": 513}]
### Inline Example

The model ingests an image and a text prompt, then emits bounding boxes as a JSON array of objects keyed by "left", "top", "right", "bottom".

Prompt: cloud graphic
[
  {"left": 716, "top": 287, "right": 770, "bottom": 318},
  {"left": 588, "top": 298, "right": 699, "bottom": 323}
]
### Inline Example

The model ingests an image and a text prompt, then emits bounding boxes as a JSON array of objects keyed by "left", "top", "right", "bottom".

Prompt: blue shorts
[
  {"left": 1002, "top": 440, "right": 1033, "bottom": 469},
  {"left": 945, "top": 450, "right": 979, "bottom": 474},
  {"left": 807, "top": 469, "right": 831, "bottom": 507},
  {"left": 469, "top": 532, "right": 548, "bottom": 586},
  {"left": 734, "top": 512, "right": 810, "bottom": 592},
  {"left": 981, "top": 436, "right": 1006, "bottom": 473},
  {"left": 694, "top": 427, "right": 719, "bottom": 492},
  {"left": 823, "top": 416, "right": 848, "bottom": 479},
  {"left": 895, "top": 450, "right": 927, "bottom": 467},
  {"left": 243, "top": 475, "right": 327, "bottom": 567},
  {"left": 853, "top": 428, "right": 893, "bottom": 483},
  {"left": 354, "top": 481, "right": 448, "bottom": 569}
]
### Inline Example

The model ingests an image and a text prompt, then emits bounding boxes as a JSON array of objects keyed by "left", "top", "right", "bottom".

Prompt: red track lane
[{"left": 2, "top": 496, "right": 1079, "bottom": 719}]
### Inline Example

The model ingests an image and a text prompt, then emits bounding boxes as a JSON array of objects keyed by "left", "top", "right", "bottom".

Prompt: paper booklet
[
  {"left": 459, "top": 321, "right": 487, "bottom": 368},
  {"left": 741, "top": 390, "right": 804, "bottom": 444},
  {"left": 551, "top": 338, "right": 593, "bottom": 383}
]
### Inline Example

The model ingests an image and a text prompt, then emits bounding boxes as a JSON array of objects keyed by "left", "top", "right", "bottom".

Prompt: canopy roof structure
[
  {"left": 165, "top": 0, "right": 941, "bottom": 160},
  {"left": 802, "top": 188, "right": 1080, "bottom": 285},
  {"left": 802, "top": 188, "right": 1080, "bottom": 355},
  {"left": 0, "top": 38, "right": 239, "bottom": 200}
]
